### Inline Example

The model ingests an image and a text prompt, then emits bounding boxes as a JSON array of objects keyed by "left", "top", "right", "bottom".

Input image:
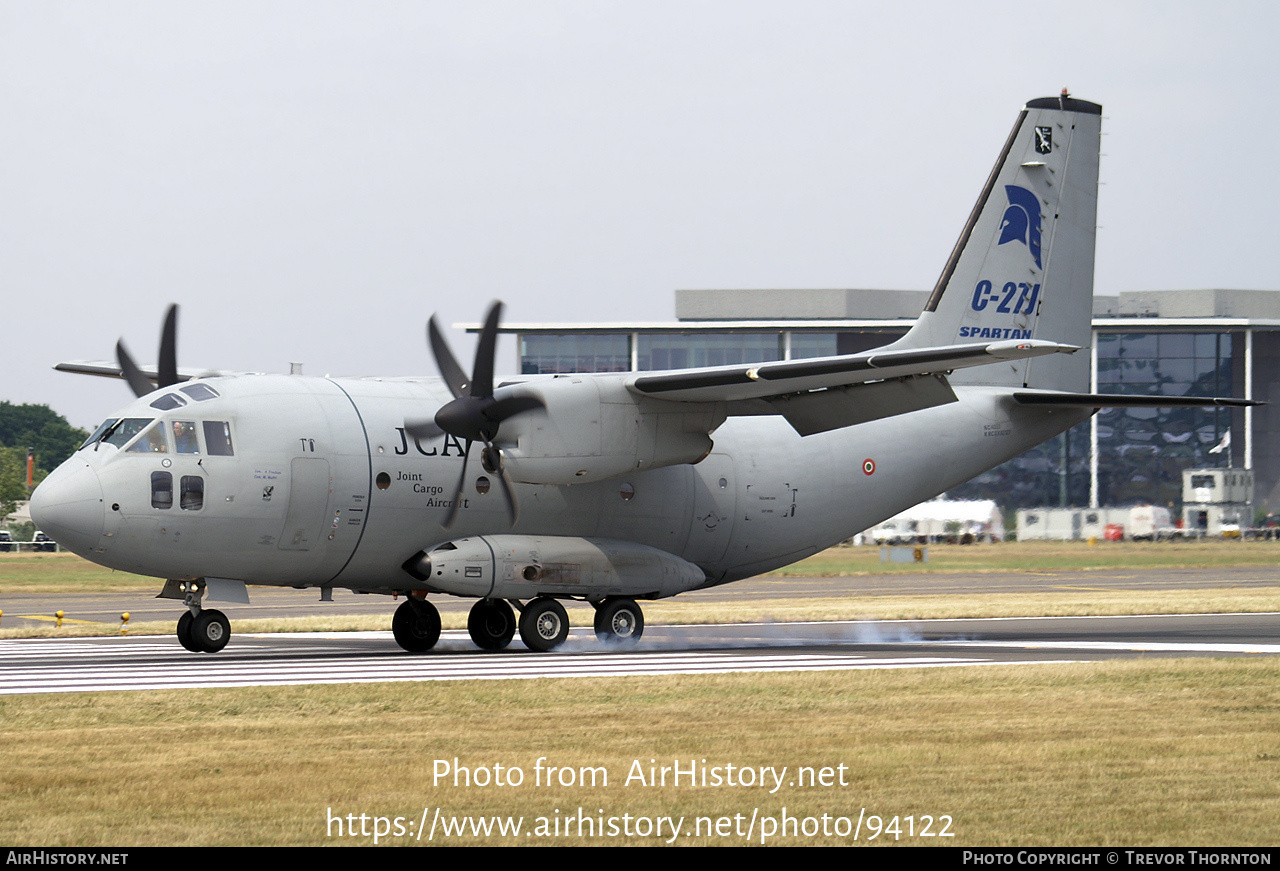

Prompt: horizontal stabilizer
[{"left": 1012, "top": 391, "right": 1261, "bottom": 408}]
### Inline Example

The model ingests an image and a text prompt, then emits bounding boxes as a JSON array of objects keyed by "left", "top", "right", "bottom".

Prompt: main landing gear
[
  {"left": 392, "top": 597, "right": 441, "bottom": 652},
  {"left": 391, "top": 595, "right": 647, "bottom": 653},
  {"left": 468, "top": 598, "right": 516, "bottom": 651},
  {"left": 172, "top": 580, "right": 230, "bottom": 653},
  {"left": 593, "top": 597, "right": 644, "bottom": 647}
]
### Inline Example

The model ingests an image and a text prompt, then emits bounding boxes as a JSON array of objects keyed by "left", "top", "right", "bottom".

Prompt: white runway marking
[
  {"left": 939, "top": 639, "right": 1280, "bottom": 655},
  {"left": 0, "top": 630, "right": 1023, "bottom": 696}
]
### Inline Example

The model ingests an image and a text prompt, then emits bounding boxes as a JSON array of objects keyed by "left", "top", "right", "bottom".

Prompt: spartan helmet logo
[{"left": 998, "top": 184, "right": 1042, "bottom": 269}]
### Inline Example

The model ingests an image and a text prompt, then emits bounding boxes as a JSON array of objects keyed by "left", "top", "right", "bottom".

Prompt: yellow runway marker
[{"left": 18, "top": 615, "right": 107, "bottom": 626}]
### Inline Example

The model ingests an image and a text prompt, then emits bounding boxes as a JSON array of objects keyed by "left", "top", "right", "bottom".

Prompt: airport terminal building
[{"left": 491, "top": 288, "right": 1280, "bottom": 515}]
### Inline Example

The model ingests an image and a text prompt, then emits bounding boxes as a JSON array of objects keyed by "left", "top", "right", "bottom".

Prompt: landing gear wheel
[
  {"left": 468, "top": 599, "right": 516, "bottom": 651},
  {"left": 176, "top": 611, "right": 201, "bottom": 652},
  {"left": 519, "top": 597, "right": 569, "bottom": 652},
  {"left": 190, "top": 609, "right": 230, "bottom": 653},
  {"left": 393, "top": 598, "right": 441, "bottom": 652},
  {"left": 594, "top": 598, "right": 644, "bottom": 646}
]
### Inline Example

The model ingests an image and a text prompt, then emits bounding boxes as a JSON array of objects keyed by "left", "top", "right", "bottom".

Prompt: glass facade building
[{"left": 494, "top": 289, "right": 1280, "bottom": 514}]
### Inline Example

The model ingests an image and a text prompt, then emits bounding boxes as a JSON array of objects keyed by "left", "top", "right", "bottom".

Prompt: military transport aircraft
[{"left": 30, "top": 94, "right": 1254, "bottom": 655}]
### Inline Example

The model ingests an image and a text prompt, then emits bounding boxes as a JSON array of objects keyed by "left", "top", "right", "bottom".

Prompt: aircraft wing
[
  {"left": 624, "top": 339, "right": 1079, "bottom": 436},
  {"left": 54, "top": 360, "right": 248, "bottom": 383},
  {"left": 628, "top": 339, "right": 1076, "bottom": 402}
]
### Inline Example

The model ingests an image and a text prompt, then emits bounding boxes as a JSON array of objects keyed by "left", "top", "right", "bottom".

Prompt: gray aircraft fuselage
[{"left": 38, "top": 372, "right": 1087, "bottom": 594}]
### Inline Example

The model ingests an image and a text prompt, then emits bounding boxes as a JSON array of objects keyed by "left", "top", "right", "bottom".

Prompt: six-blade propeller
[{"left": 406, "top": 301, "right": 544, "bottom": 528}]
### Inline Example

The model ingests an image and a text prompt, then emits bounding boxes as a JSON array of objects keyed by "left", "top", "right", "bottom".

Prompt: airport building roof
[{"left": 474, "top": 289, "right": 1280, "bottom": 334}]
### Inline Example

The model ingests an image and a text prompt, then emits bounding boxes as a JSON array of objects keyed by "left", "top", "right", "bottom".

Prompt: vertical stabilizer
[{"left": 888, "top": 95, "right": 1101, "bottom": 392}]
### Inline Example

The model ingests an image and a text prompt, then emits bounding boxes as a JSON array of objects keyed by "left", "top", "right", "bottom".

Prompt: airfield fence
[{"left": 0, "top": 540, "right": 61, "bottom": 554}]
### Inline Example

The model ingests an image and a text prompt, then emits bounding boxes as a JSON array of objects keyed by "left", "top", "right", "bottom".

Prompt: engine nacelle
[
  {"left": 494, "top": 375, "right": 724, "bottom": 485},
  {"left": 403, "top": 534, "right": 708, "bottom": 599}
]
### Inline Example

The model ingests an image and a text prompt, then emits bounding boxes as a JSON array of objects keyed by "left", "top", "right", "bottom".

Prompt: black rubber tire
[
  {"left": 468, "top": 599, "right": 516, "bottom": 651},
  {"left": 593, "top": 598, "right": 644, "bottom": 646},
  {"left": 191, "top": 609, "right": 230, "bottom": 653},
  {"left": 518, "top": 597, "right": 569, "bottom": 652},
  {"left": 392, "top": 599, "right": 441, "bottom": 652},
  {"left": 176, "top": 610, "right": 202, "bottom": 652}
]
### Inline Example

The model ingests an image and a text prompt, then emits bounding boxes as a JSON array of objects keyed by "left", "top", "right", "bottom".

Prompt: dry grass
[
  {"left": 1, "top": 660, "right": 1277, "bottom": 846},
  {"left": 777, "top": 537, "right": 1280, "bottom": 576}
]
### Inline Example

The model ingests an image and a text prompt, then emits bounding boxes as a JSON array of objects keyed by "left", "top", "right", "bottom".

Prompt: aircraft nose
[{"left": 29, "top": 460, "right": 104, "bottom": 556}]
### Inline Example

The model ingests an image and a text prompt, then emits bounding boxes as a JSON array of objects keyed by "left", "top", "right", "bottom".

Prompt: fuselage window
[
  {"left": 126, "top": 422, "right": 169, "bottom": 453},
  {"left": 103, "top": 419, "right": 153, "bottom": 450},
  {"left": 203, "top": 421, "right": 234, "bottom": 456},
  {"left": 180, "top": 476, "right": 204, "bottom": 510},
  {"left": 150, "top": 393, "right": 187, "bottom": 411},
  {"left": 151, "top": 471, "right": 173, "bottom": 509},
  {"left": 181, "top": 383, "right": 220, "bottom": 402},
  {"left": 173, "top": 421, "right": 200, "bottom": 454}
]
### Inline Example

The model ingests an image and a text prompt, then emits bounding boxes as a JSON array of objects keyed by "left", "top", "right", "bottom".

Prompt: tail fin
[{"left": 887, "top": 94, "right": 1101, "bottom": 392}]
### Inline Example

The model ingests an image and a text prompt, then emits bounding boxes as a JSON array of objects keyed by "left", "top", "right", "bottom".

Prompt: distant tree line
[{"left": 0, "top": 402, "right": 88, "bottom": 526}]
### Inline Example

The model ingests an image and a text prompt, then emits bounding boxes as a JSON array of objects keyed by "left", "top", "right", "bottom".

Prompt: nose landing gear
[{"left": 171, "top": 580, "right": 230, "bottom": 653}]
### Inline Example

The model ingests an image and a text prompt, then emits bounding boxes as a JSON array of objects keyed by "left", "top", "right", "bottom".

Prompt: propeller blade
[
  {"left": 442, "top": 441, "right": 472, "bottom": 529},
  {"left": 115, "top": 340, "right": 155, "bottom": 397},
  {"left": 404, "top": 415, "right": 444, "bottom": 441},
  {"left": 427, "top": 316, "right": 470, "bottom": 400},
  {"left": 483, "top": 439, "right": 520, "bottom": 525},
  {"left": 487, "top": 392, "right": 546, "bottom": 425},
  {"left": 157, "top": 304, "right": 179, "bottom": 388},
  {"left": 470, "top": 301, "right": 502, "bottom": 399}
]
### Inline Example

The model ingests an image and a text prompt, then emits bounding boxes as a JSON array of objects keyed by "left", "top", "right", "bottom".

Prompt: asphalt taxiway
[{"left": 4, "top": 564, "right": 1280, "bottom": 628}]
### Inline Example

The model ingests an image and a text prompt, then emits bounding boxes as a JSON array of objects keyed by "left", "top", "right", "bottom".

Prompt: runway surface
[
  {"left": 3, "top": 613, "right": 1279, "bottom": 696},
  {"left": 2, "top": 565, "right": 1278, "bottom": 695}
]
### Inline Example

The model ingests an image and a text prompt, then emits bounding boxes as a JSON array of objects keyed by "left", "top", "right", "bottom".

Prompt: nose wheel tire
[
  {"left": 594, "top": 598, "right": 644, "bottom": 646},
  {"left": 468, "top": 599, "right": 516, "bottom": 651},
  {"left": 519, "top": 597, "right": 569, "bottom": 652},
  {"left": 176, "top": 611, "right": 201, "bottom": 652},
  {"left": 393, "top": 598, "right": 441, "bottom": 652},
  {"left": 190, "top": 609, "right": 230, "bottom": 653}
]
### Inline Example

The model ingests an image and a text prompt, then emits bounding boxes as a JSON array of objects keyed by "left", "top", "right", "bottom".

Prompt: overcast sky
[{"left": 4, "top": 1, "right": 1277, "bottom": 429}]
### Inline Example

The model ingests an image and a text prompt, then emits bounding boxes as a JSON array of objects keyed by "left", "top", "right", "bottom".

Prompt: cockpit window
[
  {"left": 81, "top": 419, "right": 119, "bottom": 450},
  {"left": 181, "top": 383, "right": 220, "bottom": 402},
  {"left": 149, "top": 393, "right": 187, "bottom": 411},
  {"left": 126, "top": 421, "right": 169, "bottom": 453},
  {"left": 203, "top": 420, "right": 234, "bottom": 456},
  {"left": 101, "top": 418, "right": 153, "bottom": 450},
  {"left": 173, "top": 421, "right": 200, "bottom": 454}
]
